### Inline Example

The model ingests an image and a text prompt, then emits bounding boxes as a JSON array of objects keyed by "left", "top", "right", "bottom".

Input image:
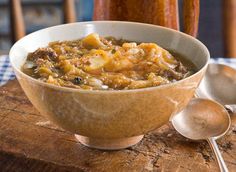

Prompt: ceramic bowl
[{"left": 9, "top": 21, "right": 210, "bottom": 150}]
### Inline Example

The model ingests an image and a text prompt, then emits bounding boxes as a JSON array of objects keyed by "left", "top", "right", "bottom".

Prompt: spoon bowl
[{"left": 172, "top": 98, "right": 231, "bottom": 140}]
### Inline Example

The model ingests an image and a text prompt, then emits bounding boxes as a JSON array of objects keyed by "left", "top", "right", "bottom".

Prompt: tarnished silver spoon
[
  {"left": 172, "top": 98, "right": 231, "bottom": 172},
  {"left": 196, "top": 63, "right": 236, "bottom": 116}
]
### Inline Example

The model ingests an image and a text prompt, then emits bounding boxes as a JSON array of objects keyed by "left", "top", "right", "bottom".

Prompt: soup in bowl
[{"left": 9, "top": 21, "right": 210, "bottom": 150}]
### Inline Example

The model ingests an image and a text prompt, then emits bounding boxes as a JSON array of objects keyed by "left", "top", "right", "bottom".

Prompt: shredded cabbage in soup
[{"left": 22, "top": 33, "right": 195, "bottom": 90}]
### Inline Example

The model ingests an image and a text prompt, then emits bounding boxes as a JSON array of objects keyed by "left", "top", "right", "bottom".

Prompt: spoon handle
[
  {"left": 225, "top": 104, "right": 236, "bottom": 115},
  {"left": 207, "top": 138, "right": 229, "bottom": 172}
]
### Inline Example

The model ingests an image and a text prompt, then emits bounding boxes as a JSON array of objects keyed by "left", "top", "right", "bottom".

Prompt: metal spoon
[
  {"left": 196, "top": 63, "right": 236, "bottom": 115},
  {"left": 172, "top": 98, "right": 231, "bottom": 172}
]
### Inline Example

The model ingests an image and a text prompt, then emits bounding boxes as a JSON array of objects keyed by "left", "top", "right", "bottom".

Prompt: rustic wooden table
[{"left": 0, "top": 80, "right": 236, "bottom": 172}]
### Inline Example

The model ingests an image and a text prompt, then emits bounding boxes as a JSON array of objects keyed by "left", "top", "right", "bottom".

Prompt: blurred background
[{"left": 0, "top": 0, "right": 225, "bottom": 57}]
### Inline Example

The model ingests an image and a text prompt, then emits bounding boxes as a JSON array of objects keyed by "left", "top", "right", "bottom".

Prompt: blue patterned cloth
[
  {"left": 210, "top": 58, "right": 236, "bottom": 69},
  {"left": 0, "top": 55, "right": 236, "bottom": 86},
  {"left": 0, "top": 55, "right": 15, "bottom": 86}
]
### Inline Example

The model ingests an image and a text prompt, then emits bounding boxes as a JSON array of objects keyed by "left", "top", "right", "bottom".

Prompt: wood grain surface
[
  {"left": 93, "top": 0, "right": 180, "bottom": 30},
  {"left": 183, "top": 0, "right": 200, "bottom": 37},
  {"left": 223, "top": 0, "right": 236, "bottom": 58},
  {"left": 93, "top": 0, "right": 199, "bottom": 37},
  {"left": 9, "top": 0, "right": 26, "bottom": 43},
  {"left": 0, "top": 80, "right": 236, "bottom": 172},
  {"left": 63, "top": 0, "right": 77, "bottom": 23}
]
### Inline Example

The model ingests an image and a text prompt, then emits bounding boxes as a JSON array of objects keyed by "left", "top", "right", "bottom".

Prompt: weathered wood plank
[
  {"left": 0, "top": 80, "right": 235, "bottom": 171},
  {"left": 0, "top": 151, "right": 81, "bottom": 172}
]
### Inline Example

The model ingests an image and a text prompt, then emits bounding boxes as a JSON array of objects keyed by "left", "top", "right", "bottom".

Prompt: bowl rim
[{"left": 9, "top": 21, "right": 210, "bottom": 94}]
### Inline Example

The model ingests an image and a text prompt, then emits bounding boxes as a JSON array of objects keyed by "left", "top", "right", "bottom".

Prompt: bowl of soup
[{"left": 9, "top": 21, "right": 210, "bottom": 150}]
